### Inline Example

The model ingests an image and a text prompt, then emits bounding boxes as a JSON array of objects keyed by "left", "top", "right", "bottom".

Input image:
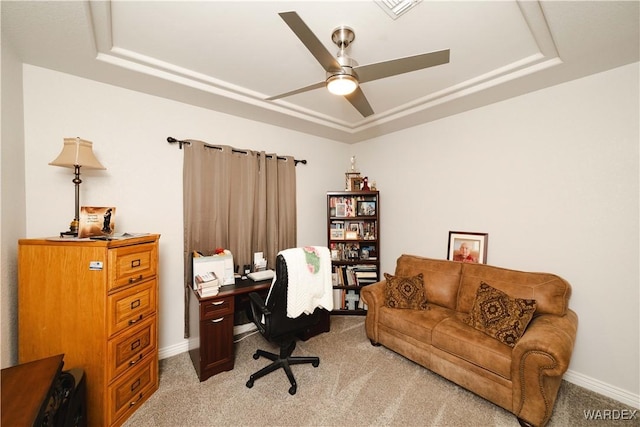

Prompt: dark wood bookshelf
[{"left": 327, "top": 190, "right": 380, "bottom": 314}]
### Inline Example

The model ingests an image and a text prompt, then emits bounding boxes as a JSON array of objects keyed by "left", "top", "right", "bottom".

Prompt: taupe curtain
[{"left": 182, "top": 140, "right": 297, "bottom": 336}]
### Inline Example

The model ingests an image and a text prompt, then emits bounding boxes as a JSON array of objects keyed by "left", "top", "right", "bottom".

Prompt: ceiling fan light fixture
[{"left": 326, "top": 74, "right": 358, "bottom": 96}]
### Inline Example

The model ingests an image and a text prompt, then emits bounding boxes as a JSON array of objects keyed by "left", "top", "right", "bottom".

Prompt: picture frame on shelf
[
  {"left": 345, "top": 230, "right": 358, "bottom": 240},
  {"left": 447, "top": 231, "right": 489, "bottom": 264},
  {"left": 348, "top": 222, "right": 362, "bottom": 238},
  {"left": 357, "top": 200, "right": 376, "bottom": 216},
  {"left": 360, "top": 245, "right": 377, "bottom": 260},
  {"left": 330, "top": 228, "right": 345, "bottom": 240},
  {"left": 335, "top": 202, "right": 347, "bottom": 217},
  {"left": 349, "top": 176, "right": 364, "bottom": 192},
  {"left": 345, "top": 172, "right": 361, "bottom": 191}
]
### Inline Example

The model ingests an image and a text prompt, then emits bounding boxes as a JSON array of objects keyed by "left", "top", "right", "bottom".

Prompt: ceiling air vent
[{"left": 376, "top": 0, "right": 423, "bottom": 19}]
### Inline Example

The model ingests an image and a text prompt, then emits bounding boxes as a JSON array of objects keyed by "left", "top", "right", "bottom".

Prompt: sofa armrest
[
  {"left": 360, "top": 281, "right": 386, "bottom": 343},
  {"left": 511, "top": 309, "right": 578, "bottom": 426}
]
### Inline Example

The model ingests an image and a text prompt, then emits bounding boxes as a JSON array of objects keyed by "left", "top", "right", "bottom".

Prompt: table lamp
[{"left": 49, "top": 137, "right": 106, "bottom": 237}]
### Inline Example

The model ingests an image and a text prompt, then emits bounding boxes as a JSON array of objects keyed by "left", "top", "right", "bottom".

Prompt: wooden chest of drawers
[{"left": 18, "top": 235, "right": 160, "bottom": 427}]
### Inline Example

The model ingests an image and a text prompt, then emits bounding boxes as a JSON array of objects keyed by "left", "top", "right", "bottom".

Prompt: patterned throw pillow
[
  {"left": 464, "top": 282, "right": 537, "bottom": 347},
  {"left": 383, "top": 273, "right": 429, "bottom": 310}
]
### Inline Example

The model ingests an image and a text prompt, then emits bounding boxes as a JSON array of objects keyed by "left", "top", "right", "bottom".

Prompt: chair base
[{"left": 246, "top": 341, "right": 319, "bottom": 395}]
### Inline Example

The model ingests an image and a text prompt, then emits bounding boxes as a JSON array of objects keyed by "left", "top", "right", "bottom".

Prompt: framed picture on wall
[{"left": 447, "top": 231, "right": 488, "bottom": 264}]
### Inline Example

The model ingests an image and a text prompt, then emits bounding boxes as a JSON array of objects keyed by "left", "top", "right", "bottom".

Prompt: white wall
[
  {"left": 0, "top": 26, "right": 26, "bottom": 368},
  {"left": 21, "top": 64, "right": 348, "bottom": 358},
  {"left": 17, "top": 61, "right": 640, "bottom": 407},
  {"left": 353, "top": 63, "right": 639, "bottom": 406}
]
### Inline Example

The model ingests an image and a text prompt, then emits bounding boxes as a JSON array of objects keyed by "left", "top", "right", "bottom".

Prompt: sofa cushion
[
  {"left": 457, "top": 263, "right": 571, "bottom": 316},
  {"left": 395, "top": 255, "right": 462, "bottom": 310},
  {"left": 464, "top": 282, "right": 537, "bottom": 347},
  {"left": 383, "top": 273, "right": 429, "bottom": 310},
  {"left": 379, "top": 304, "right": 454, "bottom": 346},
  {"left": 432, "top": 315, "right": 513, "bottom": 379}
]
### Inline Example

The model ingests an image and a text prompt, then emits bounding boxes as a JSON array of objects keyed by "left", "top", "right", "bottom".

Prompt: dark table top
[
  {"left": 1, "top": 354, "right": 64, "bottom": 426},
  {"left": 194, "top": 277, "right": 271, "bottom": 301}
]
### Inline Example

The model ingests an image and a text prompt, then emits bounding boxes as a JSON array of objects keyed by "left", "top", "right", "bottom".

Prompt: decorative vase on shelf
[{"left": 362, "top": 177, "right": 370, "bottom": 191}]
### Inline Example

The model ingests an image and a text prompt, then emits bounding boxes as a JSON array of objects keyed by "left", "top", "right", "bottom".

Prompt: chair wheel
[
  {"left": 246, "top": 379, "right": 254, "bottom": 388},
  {"left": 312, "top": 360, "right": 319, "bottom": 367},
  {"left": 288, "top": 385, "right": 297, "bottom": 395},
  {"left": 252, "top": 353, "right": 259, "bottom": 360}
]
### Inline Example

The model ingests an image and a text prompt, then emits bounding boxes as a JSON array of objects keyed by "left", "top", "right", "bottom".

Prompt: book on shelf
[
  {"left": 333, "top": 289, "right": 343, "bottom": 310},
  {"left": 345, "top": 290, "right": 359, "bottom": 310}
]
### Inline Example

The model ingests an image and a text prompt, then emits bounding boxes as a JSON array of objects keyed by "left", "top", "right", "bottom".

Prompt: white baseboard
[
  {"left": 158, "top": 340, "right": 189, "bottom": 360},
  {"left": 157, "top": 324, "right": 257, "bottom": 361},
  {"left": 564, "top": 369, "right": 640, "bottom": 409}
]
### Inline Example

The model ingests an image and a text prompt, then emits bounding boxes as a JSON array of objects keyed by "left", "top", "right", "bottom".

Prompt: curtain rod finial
[{"left": 167, "top": 136, "right": 190, "bottom": 149}]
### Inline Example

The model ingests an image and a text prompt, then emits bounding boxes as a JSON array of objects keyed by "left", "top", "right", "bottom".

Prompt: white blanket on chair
[{"left": 280, "top": 246, "right": 334, "bottom": 318}]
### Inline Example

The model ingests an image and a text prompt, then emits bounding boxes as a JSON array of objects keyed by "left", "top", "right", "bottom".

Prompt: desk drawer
[
  {"left": 108, "top": 243, "right": 157, "bottom": 292},
  {"left": 108, "top": 279, "right": 156, "bottom": 337},
  {"left": 108, "top": 357, "right": 157, "bottom": 426},
  {"left": 108, "top": 315, "right": 156, "bottom": 381},
  {"left": 200, "top": 296, "right": 233, "bottom": 320}
]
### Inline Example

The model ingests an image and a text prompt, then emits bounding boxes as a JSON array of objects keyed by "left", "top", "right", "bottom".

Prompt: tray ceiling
[{"left": 2, "top": 1, "right": 638, "bottom": 143}]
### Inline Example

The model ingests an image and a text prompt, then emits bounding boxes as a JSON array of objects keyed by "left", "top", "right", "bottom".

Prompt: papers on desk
[{"left": 193, "top": 253, "right": 235, "bottom": 288}]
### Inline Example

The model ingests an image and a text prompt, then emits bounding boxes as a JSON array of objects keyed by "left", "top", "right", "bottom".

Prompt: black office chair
[{"left": 245, "top": 253, "right": 324, "bottom": 395}]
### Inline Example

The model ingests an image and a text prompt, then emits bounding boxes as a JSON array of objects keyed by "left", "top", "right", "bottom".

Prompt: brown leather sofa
[{"left": 360, "top": 255, "right": 578, "bottom": 427}]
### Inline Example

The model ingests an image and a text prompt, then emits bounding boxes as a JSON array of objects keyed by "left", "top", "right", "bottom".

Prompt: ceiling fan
[{"left": 266, "top": 11, "right": 450, "bottom": 117}]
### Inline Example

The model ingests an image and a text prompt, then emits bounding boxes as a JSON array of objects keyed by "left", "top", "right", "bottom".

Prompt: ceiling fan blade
[
  {"left": 354, "top": 49, "right": 450, "bottom": 83},
  {"left": 278, "top": 11, "right": 341, "bottom": 72},
  {"left": 266, "top": 81, "right": 326, "bottom": 100},
  {"left": 345, "top": 87, "right": 374, "bottom": 117}
]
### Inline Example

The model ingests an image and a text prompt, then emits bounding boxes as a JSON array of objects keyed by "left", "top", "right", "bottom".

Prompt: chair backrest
[
  {"left": 265, "top": 254, "right": 289, "bottom": 316},
  {"left": 262, "top": 254, "right": 320, "bottom": 339}
]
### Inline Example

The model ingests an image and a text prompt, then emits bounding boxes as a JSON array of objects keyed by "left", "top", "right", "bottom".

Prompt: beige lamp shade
[{"left": 49, "top": 137, "right": 106, "bottom": 170}]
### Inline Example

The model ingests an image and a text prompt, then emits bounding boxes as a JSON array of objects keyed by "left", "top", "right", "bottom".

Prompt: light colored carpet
[{"left": 124, "top": 316, "right": 636, "bottom": 426}]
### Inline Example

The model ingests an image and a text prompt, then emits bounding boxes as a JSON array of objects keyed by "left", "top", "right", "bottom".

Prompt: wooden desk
[
  {"left": 187, "top": 278, "right": 331, "bottom": 382},
  {"left": 188, "top": 278, "right": 272, "bottom": 382}
]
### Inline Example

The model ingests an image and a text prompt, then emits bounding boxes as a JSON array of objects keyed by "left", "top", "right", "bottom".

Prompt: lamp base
[{"left": 59, "top": 219, "right": 79, "bottom": 238}]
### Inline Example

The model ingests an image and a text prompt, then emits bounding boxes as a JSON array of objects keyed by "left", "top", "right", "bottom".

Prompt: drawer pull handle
[
  {"left": 129, "top": 315, "right": 143, "bottom": 325},
  {"left": 130, "top": 299, "right": 141, "bottom": 309},
  {"left": 211, "top": 317, "right": 224, "bottom": 323},
  {"left": 129, "top": 354, "right": 143, "bottom": 366},
  {"left": 131, "top": 378, "right": 141, "bottom": 391},
  {"left": 131, "top": 259, "right": 141, "bottom": 268},
  {"left": 211, "top": 301, "right": 224, "bottom": 306},
  {"left": 129, "top": 275, "right": 143, "bottom": 284},
  {"left": 129, "top": 393, "right": 143, "bottom": 407},
  {"left": 131, "top": 339, "right": 141, "bottom": 350}
]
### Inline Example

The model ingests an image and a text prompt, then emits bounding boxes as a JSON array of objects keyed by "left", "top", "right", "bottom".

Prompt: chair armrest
[
  {"left": 511, "top": 309, "right": 578, "bottom": 426},
  {"left": 360, "top": 281, "right": 386, "bottom": 343},
  {"left": 248, "top": 292, "right": 271, "bottom": 334}
]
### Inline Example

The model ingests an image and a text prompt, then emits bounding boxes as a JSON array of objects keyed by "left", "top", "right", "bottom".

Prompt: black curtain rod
[{"left": 167, "top": 137, "right": 307, "bottom": 165}]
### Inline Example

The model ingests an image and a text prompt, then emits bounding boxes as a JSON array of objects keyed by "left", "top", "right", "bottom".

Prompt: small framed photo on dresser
[{"left": 79, "top": 206, "right": 116, "bottom": 238}]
